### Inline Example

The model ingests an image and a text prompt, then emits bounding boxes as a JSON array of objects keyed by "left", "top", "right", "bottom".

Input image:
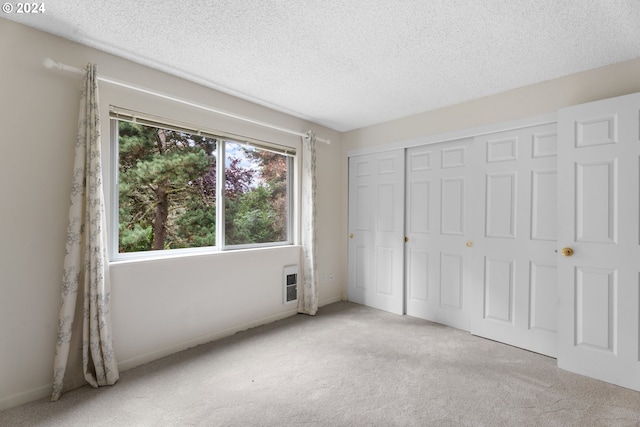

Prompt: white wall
[{"left": 0, "top": 19, "right": 345, "bottom": 410}]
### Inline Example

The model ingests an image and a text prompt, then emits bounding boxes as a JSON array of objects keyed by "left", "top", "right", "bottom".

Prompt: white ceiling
[{"left": 5, "top": 1, "right": 640, "bottom": 132}]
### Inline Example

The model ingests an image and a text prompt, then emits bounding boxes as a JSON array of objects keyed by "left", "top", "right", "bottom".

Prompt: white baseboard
[
  {"left": 1, "top": 298, "right": 345, "bottom": 412},
  {"left": 0, "top": 383, "right": 51, "bottom": 412},
  {"left": 319, "top": 295, "right": 344, "bottom": 307},
  {"left": 117, "top": 296, "right": 347, "bottom": 371},
  {"left": 116, "top": 308, "right": 299, "bottom": 372}
]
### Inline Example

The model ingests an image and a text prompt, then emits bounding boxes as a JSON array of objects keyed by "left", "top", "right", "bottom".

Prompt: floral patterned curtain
[
  {"left": 51, "top": 64, "right": 119, "bottom": 401},
  {"left": 298, "top": 130, "right": 318, "bottom": 315}
]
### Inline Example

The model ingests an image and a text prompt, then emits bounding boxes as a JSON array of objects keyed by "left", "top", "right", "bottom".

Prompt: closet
[{"left": 347, "top": 92, "right": 640, "bottom": 391}]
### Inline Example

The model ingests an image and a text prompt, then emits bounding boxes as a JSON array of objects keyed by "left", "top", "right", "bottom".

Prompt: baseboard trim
[
  {"left": 319, "top": 295, "right": 344, "bottom": 307},
  {"left": 2, "top": 298, "right": 345, "bottom": 412},
  {"left": 0, "top": 383, "right": 51, "bottom": 412},
  {"left": 116, "top": 308, "right": 299, "bottom": 372}
]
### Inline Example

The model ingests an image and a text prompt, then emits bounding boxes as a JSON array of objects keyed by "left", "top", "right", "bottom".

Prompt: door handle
[{"left": 561, "top": 247, "right": 574, "bottom": 257}]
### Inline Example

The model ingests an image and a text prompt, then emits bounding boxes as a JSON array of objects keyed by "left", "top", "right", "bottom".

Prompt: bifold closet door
[
  {"left": 470, "top": 123, "right": 558, "bottom": 357},
  {"left": 557, "top": 92, "right": 640, "bottom": 391},
  {"left": 405, "top": 138, "right": 473, "bottom": 331},
  {"left": 348, "top": 149, "right": 405, "bottom": 315}
]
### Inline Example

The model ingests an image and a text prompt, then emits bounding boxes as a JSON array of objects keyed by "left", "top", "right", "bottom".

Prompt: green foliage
[
  {"left": 225, "top": 185, "right": 285, "bottom": 245},
  {"left": 224, "top": 147, "right": 288, "bottom": 246},
  {"left": 172, "top": 205, "right": 216, "bottom": 248},
  {"left": 119, "top": 223, "right": 152, "bottom": 252},
  {"left": 117, "top": 121, "right": 216, "bottom": 252},
  {"left": 117, "top": 121, "right": 289, "bottom": 253}
]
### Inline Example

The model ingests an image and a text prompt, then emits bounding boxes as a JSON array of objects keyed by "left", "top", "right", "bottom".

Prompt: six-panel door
[
  {"left": 348, "top": 150, "right": 405, "bottom": 315},
  {"left": 470, "top": 123, "right": 558, "bottom": 357},
  {"left": 557, "top": 92, "right": 640, "bottom": 391},
  {"left": 405, "top": 138, "right": 473, "bottom": 331}
]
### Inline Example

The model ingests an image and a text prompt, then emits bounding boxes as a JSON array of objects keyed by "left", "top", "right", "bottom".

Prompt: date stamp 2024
[{"left": 2, "top": 3, "right": 46, "bottom": 14}]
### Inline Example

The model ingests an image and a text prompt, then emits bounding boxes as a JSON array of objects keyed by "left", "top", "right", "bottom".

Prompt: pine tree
[
  {"left": 117, "top": 122, "right": 289, "bottom": 252},
  {"left": 118, "top": 122, "right": 215, "bottom": 251}
]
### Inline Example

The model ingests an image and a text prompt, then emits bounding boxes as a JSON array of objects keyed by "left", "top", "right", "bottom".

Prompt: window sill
[{"left": 109, "top": 243, "right": 299, "bottom": 266}]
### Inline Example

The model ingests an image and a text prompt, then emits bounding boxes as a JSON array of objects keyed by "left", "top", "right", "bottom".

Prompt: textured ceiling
[{"left": 4, "top": 1, "right": 640, "bottom": 131}]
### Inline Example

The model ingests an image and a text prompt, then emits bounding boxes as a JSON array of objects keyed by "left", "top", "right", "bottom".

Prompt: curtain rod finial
[
  {"left": 43, "top": 58, "right": 83, "bottom": 74},
  {"left": 43, "top": 57, "right": 58, "bottom": 69}
]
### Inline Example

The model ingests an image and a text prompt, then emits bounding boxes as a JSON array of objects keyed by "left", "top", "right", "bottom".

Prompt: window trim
[
  {"left": 109, "top": 108, "right": 296, "bottom": 261},
  {"left": 222, "top": 153, "right": 294, "bottom": 251},
  {"left": 110, "top": 106, "right": 296, "bottom": 157}
]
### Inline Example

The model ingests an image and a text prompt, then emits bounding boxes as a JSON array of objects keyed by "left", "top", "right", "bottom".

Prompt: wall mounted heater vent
[{"left": 283, "top": 265, "right": 299, "bottom": 304}]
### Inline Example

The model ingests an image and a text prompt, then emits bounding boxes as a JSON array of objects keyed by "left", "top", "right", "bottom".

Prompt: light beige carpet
[{"left": 2, "top": 301, "right": 640, "bottom": 426}]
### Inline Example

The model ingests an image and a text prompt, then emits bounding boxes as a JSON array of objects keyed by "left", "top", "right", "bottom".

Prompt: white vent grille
[{"left": 283, "top": 265, "right": 298, "bottom": 303}]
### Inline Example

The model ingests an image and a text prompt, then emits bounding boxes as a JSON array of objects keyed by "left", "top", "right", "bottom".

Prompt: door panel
[
  {"left": 484, "top": 256, "right": 514, "bottom": 322},
  {"left": 441, "top": 178, "right": 465, "bottom": 235},
  {"left": 408, "top": 249, "right": 428, "bottom": 301},
  {"left": 575, "top": 160, "right": 616, "bottom": 243},
  {"left": 348, "top": 150, "right": 405, "bottom": 315},
  {"left": 405, "top": 138, "right": 473, "bottom": 331},
  {"left": 531, "top": 170, "right": 557, "bottom": 241},
  {"left": 575, "top": 267, "right": 615, "bottom": 351},
  {"left": 485, "top": 172, "right": 517, "bottom": 238},
  {"left": 557, "top": 92, "right": 640, "bottom": 391},
  {"left": 440, "top": 253, "right": 463, "bottom": 309},
  {"left": 529, "top": 262, "right": 557, "bottom": 333},
  {"left": 471, "top": 123, "right": 558, "bottom": 357}
]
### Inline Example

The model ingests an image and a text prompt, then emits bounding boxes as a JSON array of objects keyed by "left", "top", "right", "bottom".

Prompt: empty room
[{"left": 2, "top": 1, "right": 640, "bottom": 425}]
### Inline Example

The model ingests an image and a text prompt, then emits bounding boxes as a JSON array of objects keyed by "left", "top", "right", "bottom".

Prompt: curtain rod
[{"left": 43, "top": 58, "right": 331, "bottom": 145}]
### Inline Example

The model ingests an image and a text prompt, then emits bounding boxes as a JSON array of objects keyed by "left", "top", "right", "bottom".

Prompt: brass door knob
[
  {"left": 466, "top": 241, "right": 473, "bottom": 248},
  {"left": 349, "top": 233, "right": 354, "bottom": 239},
  {"left": 561, "top": 247, "right": 574, "bottom": 257},
  {"left": 404, "top": 236, "right": 409, "bottom": 243}
]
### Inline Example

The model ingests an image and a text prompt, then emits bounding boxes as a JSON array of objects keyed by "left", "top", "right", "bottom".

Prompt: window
[
  {"left": 224, "top": 141, "right": 290, "bottom": 246},
  {"left": 111, "top": 109, "right": 293, "bottom": 257}
]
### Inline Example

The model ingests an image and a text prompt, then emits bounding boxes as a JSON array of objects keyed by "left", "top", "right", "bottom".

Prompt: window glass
[
  {"left": 114, "top": 117, "right": 292, "bottom": 256},
  {"left": 224, "top": 142, "right": 290, "bottom": 246},
  {"left": 117, "top": 121, "right": 217, "bottom": 252}
]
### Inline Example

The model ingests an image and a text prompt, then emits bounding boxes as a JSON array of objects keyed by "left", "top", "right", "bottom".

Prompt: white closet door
[
  {"left": 348, "top": 150, "right": 405, "bottom": 315},
  {"left": 471, "top": 123, "right": 558, "bottom": 357},
  {"left": 557, "top": 92, "right": 640, "bottom": 391},
  {"left": 405, "top": 138, "right": 473, "bottom": 331}
]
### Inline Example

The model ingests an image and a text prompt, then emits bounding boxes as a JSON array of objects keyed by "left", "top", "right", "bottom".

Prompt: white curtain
[
  {"left": 298, "top": 131, "right": 318, "bottom": 315},
  {"left": 51, "top": 64, "right": 119, "bottom": 401}
]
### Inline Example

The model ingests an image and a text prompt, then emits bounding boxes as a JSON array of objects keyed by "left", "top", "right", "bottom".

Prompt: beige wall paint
[
  {"left": 0, "top": 19, "right": 344, "bottom": 410},
  {"left": 342, "top": 57, "right": 640, "bottom": 152}
]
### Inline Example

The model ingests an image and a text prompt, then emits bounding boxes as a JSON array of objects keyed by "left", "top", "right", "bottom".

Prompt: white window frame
[{"left": 109, "top": 108, "right": 296, "bottom": 262}]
